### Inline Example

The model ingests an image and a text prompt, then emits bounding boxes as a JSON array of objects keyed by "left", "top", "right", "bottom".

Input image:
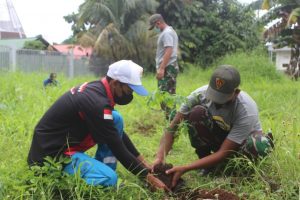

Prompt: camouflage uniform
[
  {"left": 158, "top": 64, "right": 179, "bottom": 120},
  {"left": 187, "top": 105, "right": 273, "bottom": 159},
  {"left": 158, "top": 64, "right": 178, "bottom": 94}
]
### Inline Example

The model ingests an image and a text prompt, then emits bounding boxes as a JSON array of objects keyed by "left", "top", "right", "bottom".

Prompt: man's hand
[
  {"left": 166, "top": 166, "right": 186, "bottom": 188},
  {"left": 146, "top": 173, "right": 170, "bottom": 192},
  {"left": 156, "top": 68, "right": 165, "bottom": 80},
  {"left": 137, "top": 155, "right": 151, "bottom": 170},
  {"left": 151, "top": 157, "right": 163, "bottom": 172}
]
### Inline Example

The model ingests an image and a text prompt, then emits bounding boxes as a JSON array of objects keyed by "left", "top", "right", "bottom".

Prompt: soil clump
[{"left": 152, "top": 163, "right": 241, "bottom": 200}]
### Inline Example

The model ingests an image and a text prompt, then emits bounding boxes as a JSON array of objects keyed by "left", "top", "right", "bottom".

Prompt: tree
[
  {"left": 261, "top": 0, "right": 300, "bottom": 79},
  {"left": 156, "top": 0, "right": 260, "bottom": 67},
  {"left": 23, "top": 40, "right": 47, "bottom": 50},
  {"left": 261, "top": 0, "right": 300, "bottom": 47},
  {"left": 64, "top": 0, "right": 158, "bottom": 74}
]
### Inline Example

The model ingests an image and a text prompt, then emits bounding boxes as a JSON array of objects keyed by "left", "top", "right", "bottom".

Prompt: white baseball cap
[{"left": 107, "top": 60, "right": 148, "bottom": 96}]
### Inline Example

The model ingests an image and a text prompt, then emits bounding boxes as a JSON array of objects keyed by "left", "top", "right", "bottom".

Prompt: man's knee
[
  {"left": 241, "top": 131, "right": 274, "bottom": 159},
  {"left": 188, "top": 105, "right": 213, "bottom": 133},
  {"left": 188, "top": 105, "right": 210, "bottom": 123}
]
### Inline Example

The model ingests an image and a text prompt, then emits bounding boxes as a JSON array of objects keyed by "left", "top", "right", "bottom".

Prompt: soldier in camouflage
[
  {"left": 148, "top": 14, "right": 179, "bottom": 120},
  {"left": 152, "top": 66, "right": 274, "bottom": 189}
]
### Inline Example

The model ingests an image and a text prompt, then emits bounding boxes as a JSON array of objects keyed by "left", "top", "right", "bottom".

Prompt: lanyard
[{"left": 101, "top": 78, "right": 115, "bottom": 108}]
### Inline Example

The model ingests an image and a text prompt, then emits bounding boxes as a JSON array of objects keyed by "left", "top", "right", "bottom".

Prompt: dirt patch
[
  {"left": 152, "top": 163, "right": 242, "bottom": 200},
  {"left": 174, "top": 188, "right": 241, "bottom": 200},
  {"left": 135, "top": 123, "right": 156, "bottom": 136}
]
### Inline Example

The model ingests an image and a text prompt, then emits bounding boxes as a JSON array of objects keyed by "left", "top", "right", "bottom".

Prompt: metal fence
[{"left": 0, "top": 45, "right": 94, "bottom": 77}]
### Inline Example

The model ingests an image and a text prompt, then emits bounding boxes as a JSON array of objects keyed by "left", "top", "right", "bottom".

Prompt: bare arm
[
  {"left": 156, "top": 47, "right": 173, "bottom": 80},
  {"left": 183, "top": 139, "right": 240, "bottom": 170},
  {"left": 166, "top": 139, "right": 240, "bottom": 187},
  {"left": 154, "top": 112, "right": 185, "bottom": 163},
  {"left": 160, "top": 47, "right": 173, "bottom": 71}
]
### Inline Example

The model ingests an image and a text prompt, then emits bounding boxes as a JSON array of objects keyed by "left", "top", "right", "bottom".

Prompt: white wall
[{"left": 274, "top": 47, "right": 291, "bottom": 71}]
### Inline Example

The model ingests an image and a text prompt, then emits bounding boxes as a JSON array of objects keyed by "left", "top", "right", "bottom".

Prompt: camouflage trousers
[
  {"left": 187, "top": 105, "right": 273, "bottom": 159},
  {"left": 158, "top": 64, "right": 178, "bottom": 120},
  {"left": 158, "top": 64, "right": 178, "bottom": 94}
]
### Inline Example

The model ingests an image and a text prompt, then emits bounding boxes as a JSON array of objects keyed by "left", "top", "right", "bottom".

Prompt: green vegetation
[
  {"left": 0, "top": 49, "right": 299, "bottom": 199},
  {"left": 64, "top": 0, "right": 259, "bottom": 72},
  {"left": 261, "top": 0, "right": 300, "bottom": 47},
  {"left": 23, "top": 40, "right": 47, "bottom": 50},
  {"left": 157, "top": 0, "right": 260, "bottom": 66}
]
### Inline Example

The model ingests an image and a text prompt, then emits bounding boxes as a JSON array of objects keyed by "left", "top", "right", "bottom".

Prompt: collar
[{"left": 101, "top": 78, "right": 115, "bottom": 108}]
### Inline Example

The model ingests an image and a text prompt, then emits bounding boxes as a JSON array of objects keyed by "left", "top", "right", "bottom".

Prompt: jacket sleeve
[
  {"left": 84, "top": 106, "right": 148, "bottom": 177},
  {"left": 122, "top": 132, "right": 140, "bottom": 157}
]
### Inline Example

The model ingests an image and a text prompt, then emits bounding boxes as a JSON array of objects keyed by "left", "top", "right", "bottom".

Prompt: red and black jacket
[{"left": 27, "top": 78, "right": 148, "bottom": 176}]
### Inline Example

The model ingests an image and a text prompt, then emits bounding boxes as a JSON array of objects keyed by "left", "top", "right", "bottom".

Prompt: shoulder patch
[{"left": 103, "top": 109, "right": 113, "bottom": 120}]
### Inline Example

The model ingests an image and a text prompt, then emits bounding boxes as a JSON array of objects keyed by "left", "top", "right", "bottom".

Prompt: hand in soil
[
  {"left": 151, "top": 157, "right": 163, "bottom": 172},
  {"left": 166, "top": 165, "right": 186, "bottom": 188},
  {"left": 146, "top": 173, "right": 171, "bottom": 192},
  {"left": 137, "top": 155, "right": 151, "bottom": 170},
  {"left": 152, "top": 163, "right": 186, "bottom": 192}
]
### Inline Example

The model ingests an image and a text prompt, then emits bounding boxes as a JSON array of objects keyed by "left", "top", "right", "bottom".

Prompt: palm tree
[
  {"left": 261, "top": 0, "right": 300, "bottom": 79},
  {"left": 72, "top": 0, "right": 158, "bottom": 74},
  {"left": 261, "top": 0, "right": 300, "bottom": 46}
]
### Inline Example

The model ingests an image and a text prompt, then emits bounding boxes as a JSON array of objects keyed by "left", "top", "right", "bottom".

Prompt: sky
[
  {"left": 11, "top": 0, "right": 84, "bottom": 44},
  {"left": 9, "top": 0, "right": 253, "bottom": 44}
]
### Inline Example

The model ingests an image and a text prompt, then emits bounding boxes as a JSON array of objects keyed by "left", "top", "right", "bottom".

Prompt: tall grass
[{"left": 0, "top": 48, "right": 299, "bottom": 199}]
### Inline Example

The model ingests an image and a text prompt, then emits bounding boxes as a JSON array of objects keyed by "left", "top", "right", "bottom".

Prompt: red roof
[{"left": 53, "top": 45, "right": 93, "bottom": 59}]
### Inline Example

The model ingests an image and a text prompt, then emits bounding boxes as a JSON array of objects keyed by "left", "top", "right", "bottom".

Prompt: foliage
[
  {"left": 214, "top": 46, "right": 282, "bottom": 81},
  {"left": 64, "top": 0, "right": 261, "bottom": 72},
  {"left": 261, "top": 0, "right": 300, "bottom": 47},
  {"left": 23, "top": 40, "right": 47, "bottom": 50},
  {"left": 156, "top": 0, "right": 260, "bottom": 67},
  {"left": 64, "top": 0, "right": 158, "bottom": 74},
  {"left": 62, "top": 36, "right": 77, "bottom": 44}
]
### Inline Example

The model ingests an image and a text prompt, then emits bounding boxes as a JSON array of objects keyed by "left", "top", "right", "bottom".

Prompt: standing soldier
[{"left": 148, "top": 13, "right": 179, "bottom": 120}]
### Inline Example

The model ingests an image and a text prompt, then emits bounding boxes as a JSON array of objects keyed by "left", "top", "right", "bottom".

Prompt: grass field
[{"left": 0, "top": 48, "right": 299, "bottom": 199}]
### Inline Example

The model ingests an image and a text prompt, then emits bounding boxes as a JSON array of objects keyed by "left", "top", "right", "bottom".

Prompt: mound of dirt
[
  {"left": 152, "top": 163, "right": 185, "bottom": 192},
  {"left": 153, "top": 163, "right": 173, "bottom": 188},
  {"left": 174, "top": 188, "right": 240, "bottom": 200}
]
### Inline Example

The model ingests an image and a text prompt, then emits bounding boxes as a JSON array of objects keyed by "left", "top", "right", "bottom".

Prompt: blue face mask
[{"left": 154, "top": 27, "right": 160, "bottom": 33}]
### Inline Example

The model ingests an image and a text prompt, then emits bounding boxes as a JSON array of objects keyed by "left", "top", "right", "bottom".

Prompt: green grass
[{"left": 0, "top": 48, "right": 299, "bottom": 199}]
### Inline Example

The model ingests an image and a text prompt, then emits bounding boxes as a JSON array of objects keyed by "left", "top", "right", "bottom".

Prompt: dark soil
[
  {"left": 174, "top": 188, "right": 241, "bottom": 200},
  {"left": 153, "top": 163, "right": 174, "bottom": 189},
  {"left": 152, "top": 163, "right": 242, "bottom": 200}
]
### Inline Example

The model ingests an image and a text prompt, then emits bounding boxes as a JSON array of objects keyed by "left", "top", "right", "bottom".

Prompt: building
[
  {"left": 53, "top": 44, "right": 92, "bottom": 59},
  {"left": 273, "top": 46, "right": 291, "bottom": 71},
  {"left": 0, "top": 35, "right": 56, "bottom": 51},
  {"left": 0, "top": 0, "right": 26, "bottom": 39}
]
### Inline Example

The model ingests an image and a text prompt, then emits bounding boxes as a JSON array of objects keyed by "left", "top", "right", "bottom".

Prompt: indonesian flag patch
[{"left": 103, "top": 109, "right": 113, "bottom": 120}]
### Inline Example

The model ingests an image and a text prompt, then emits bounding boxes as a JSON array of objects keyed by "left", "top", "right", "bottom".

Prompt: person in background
[
  {"left": 148, "top": 13, "right": 179, "bottom": 120},
  {"left": 43, "top": 72, "right": 59, "bottom": 87},
  {"left": 28, "top": 60, "right": 168, "bottom": 190},
  {"left": 152, "top": 65, "right": 273, "bottom": 188}
]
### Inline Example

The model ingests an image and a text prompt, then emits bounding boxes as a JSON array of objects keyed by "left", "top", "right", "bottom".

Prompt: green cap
[
  {"left": 206, "top": 65, "right": 240, "bottom": 104},
  {"left": 148, "top": 14, "right": 163, "bottom": 30}
]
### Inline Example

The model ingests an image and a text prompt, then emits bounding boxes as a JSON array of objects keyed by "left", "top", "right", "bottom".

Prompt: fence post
[
  {"left": 68, "top": 48, "right": 74, "bottom": 78},
  {"left": 9, "top": 46, "right": 17, "bottom": 72}
]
